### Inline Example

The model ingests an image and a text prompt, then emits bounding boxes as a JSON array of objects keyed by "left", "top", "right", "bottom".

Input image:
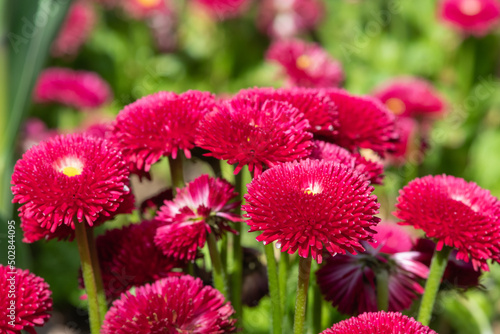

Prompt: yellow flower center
[
  {"left": 54, "top": 156, "right": 84, "bottom": 178},
  {"left": 296, "top": 55, "right": 312, "bottom": 70},
  {"left": 304, "top": 183, "right": 322, "bottom": 195},
  {"left": 459, "top": 0, "right": 481, "bottom": 16},
  {"left": 385, "top": 98, "right": 406, "bottom": 115},
  {"left": 136, "top": 0, "right": 161, "bottom": 8},
  {"left": 62, "top": 166, "right": 82, "bottom": 177}
]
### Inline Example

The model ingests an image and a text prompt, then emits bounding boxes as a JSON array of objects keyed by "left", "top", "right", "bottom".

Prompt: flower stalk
[
  {"left": 207, "top": 232, "right": 229, "bottom": 298},
  {"left": 168, "top": 155, "right": 184, "bottom": 193},
  {"left": 264, "top": 243, "right": 282, "bottom": 334},
  {"left": 293, "top": 256, "right": 312, "bottom": 334}
]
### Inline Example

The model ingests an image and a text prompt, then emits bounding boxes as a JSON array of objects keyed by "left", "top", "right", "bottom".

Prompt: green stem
[
  {"left": 279, "top": 252, "right": 289, "bottom": 310},
  {"left": 220, "top": 234, "right": 228, "bottom": 270},
  {"left": 87, "top": 228, "right": 108, "bottom": 321},
  {"left": 74, "top": 222, "right": 102, "bottom": 333},
  {"left": 294, "top": 256, "right": 312, "bottom": 334},
  {"left": 312, "top": 282, "right": 322, "bottom": 333},
  {"left": 417, "top": 245, "right": 452, "bottom": 326},
  {"left": 168, "top": 155, "right": 184, "bottom": 193},
  {"left": 207, "top": 232, "right": 228, "bottom": 298},
  {"left": 264, "top": 243, "right": 282, "bottom": 334},
  {"left": 376, "top": 269, "right": 389, "bottom": 311}
]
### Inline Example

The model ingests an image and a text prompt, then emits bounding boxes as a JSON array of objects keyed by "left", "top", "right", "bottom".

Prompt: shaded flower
[
  {"left": 394, "top": 174, "right": 500, "bottom": 271},
  {"left": 193, "top": 0, "right": 250, "bottom": 19},
  {"left": 34, "top": 68, "right": 112, "bottom": 110},
  {"left": 12, "top": 134, "right": 130, "bottom": 232},
  {"left": 243, "top": 159, "right": 380, "bottom": 263},
  {"left": 110, "top": 90, "right": 215, "bottom": 172},
  {"left": 101, "top": 275, "right": 236, "bottom": 334},
  {"left": 154, "top": 174, "right": 242, "bottom": 261},
  {"left": 0, "top": 265, "right": 53, "bottom": 334},
  {"left": 321, "top": 311, "right": 437, "bottom": 334},
  {"left": 266, "top": 39, "right": 344, "bottom": 88},
  {"left": 438, "top": 0, "right": 500, "bottom": 36},
  {"left": 196, "top": 97, "right": 312, "bottom": 176},
  {"left": 386, "top": 117, "right": 418, "bottom": 166},
  {"left": 20, "top": 118, "right": 58, "bottom": 153}
]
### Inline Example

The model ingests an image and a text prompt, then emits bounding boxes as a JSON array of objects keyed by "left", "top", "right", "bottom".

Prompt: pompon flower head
[
  {"left": 110, "top": 90, "right": 215, "bottom": 172},
  {"left": 310, "top": 140, "right": 384, "bottom": 184},
  {"left": 243, "top": 159, "right": 380, "bottom": 263},
  {"left": 235, "top": 87, "right": 338, "bottom": 138},
  {"left": 101, "top": 275, "right": 237, "bottom": 334},
  {"left": 324, "top": 89, "right": 398, "bottom": 156},
  {"left": 316, "top": 223, "right": 429, "bottom": 315},
  {"left": 266, "top": 39, "right": 344, "bottom": 88},
  {"left": 438, "top": 0, "right": 500, "bottom": 36},
  {"left": 155, "top": 175, "right": 243, "bottom": 261},
  {"left": 193, "top": 0, "right": 250, "bottom": 19},
  {"left": 52, "top": 1, "right": 96, "bottom": 57},
  {"left": 34, "top": 68, "right": 112, "bottom": 110},
  {"left": 394, "top": 174, "right": 500, "bottom": 271},
  {"left": 196, "top": 97, "right": 312, "bottom": 176},
  {"left": 257, "top": 0, "right": 324, "bottom": 38},
  {"left": 320, "top": 311, "right": 437, "bottom": 334},
  {"left": 11, "top": 134, "right": 130, "bottom": 232},
  {"left": 373, "top": 78, "right": 446, "bottom": 119},
  {"left": 0, "top": 265, "right": 53, "bottom": 334}
]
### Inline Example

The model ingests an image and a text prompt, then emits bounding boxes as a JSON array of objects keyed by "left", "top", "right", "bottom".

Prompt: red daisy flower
[
  {"left": 101, "top": 275, "right": 237, "bottom": 334},
  {"left": 439, "top": 0, "right": 500, "bottom": 36},
  {"left": 316, "top": 223, "right": 429, "bottom": 315},
  {"left": 110, "top": 90, "right": 215, "bottom": 172},
  {"left": 235, "top": 87, "right": 338, "bottom": 138},
  {"left": 321, "top": 311, "right": 437, "bottom": 334},
  {"left": 373, "top": 78, "right": 445, "bottom": 119},
  {"left": 34, "top": 68, "right": 112, "bottom": 110},
  {"left": 196, "top": 97, "right": 313, "bottom": 176},
  {"left": 257, "top": 0, "right": 324, "bottom": 38},
  {"left": 243, "top": 159, "right": 380, "bottom": 263},
  {"left": 266, "top": 39, "right": 344, "bottom": 88},
  {"left": 154, "top": 174, "right": 243, "bottom": 261},
  {"left": 394, "top": 174, "right": 500, "bottom": 271},
  {"left": 310, "top": 140, "right": 384, "bottom": 184},
  {"left": 11, "top": 134, "right": 130, "bottom": 232},
  {"left": 193, "top": 0, "right": 250, "bottom": 19},
  {"left": 324, "top": 89, "right": 398, "bottom": 156},
  {"left": 52, "top": 1, "right": 96, "bottom": 57},
  {"left": 0, "top": 265, "right": 53, "bottom": 334}
]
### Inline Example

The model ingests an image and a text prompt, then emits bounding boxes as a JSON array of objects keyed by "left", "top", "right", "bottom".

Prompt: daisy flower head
[
  {"left": 11, "top": 133, "right": 130, "bottom": 232},
  {"left": 0, "top": 265, "right": 53, "bottom": 334},
  {"left": 196, "top": 96, "right": 313, "bottom": 177},
  {"left": 154, "top": 174, "right": 243, "bottom": 261},
  {"left": 110, "top": 90, "right": 215, "bottom": 172},
  {"left": 439, "top": 0, "right": 500, "bottom": 36},
  {"left": 101, "top": 275, "right": 236, "bottom": 334},
  {"left": 395, "top": 174, "right": 500, "bottom": 271},
  {"left": 266, "top": 39, "right": 344, "bottom": 88},
  {"left": 243, "top": 159, "right": 380, "bottom": 263}
]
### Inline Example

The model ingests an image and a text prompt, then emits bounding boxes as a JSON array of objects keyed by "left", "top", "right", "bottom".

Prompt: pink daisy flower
[
  {"left": 110, "top": 90, "right": 215, "bottom": 172},
  {"left": 257, "top": 0, "right": 324, "bottom": 38},
  {"left": 34, "top": 68, "right": 112, "bottom": 110},
  {"left": 439, "top": 0, "right": 500, "bottom": 36},
  {"left": 321, "top": 311, "right": 437, "bottom": 334},
  {"left": 196, "top": 97, "right": 313, "bottom": 176},
  {"left": 266, "top": 39, "right": 344, "bottom": 88},
  {"left": 394, "top": 174, "right": 500, "bottom": 271},
  {"left": 243, "top": 159, "right": 380, "bottom": 263},
  {"left": 316, "top": 224, "right": 429, "bottom": 315},
  {"left": 0, "top": 265, "right": 53, "bottom": 334},
  {"left": 193, "top": 0, "right": 250, "bottom": 19},
  {"left": 154, "top": 174, "right": 243, "bottom": 262},
  {"left": 11, "top": 134, "right": 130, "bottom": 232},
  {"left": 101, "top": 275, "right": 237, "bottom": 334}
]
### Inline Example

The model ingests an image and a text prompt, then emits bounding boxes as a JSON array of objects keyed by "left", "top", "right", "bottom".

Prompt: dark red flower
[
  {"left": 196, "top": 97, "right": 312, "bottom": 176},
  {"left": 439, "top": 0, "right": 500, "bottom": 36},
  {"left": 243, "top": 159, "right": 380, "bottom": 263},
  {"left": 101, "top": 275, "right": 237, "bottom": 334},
  {"left": 395, "top": 174, "right": 500, "bottom": 271},
  {"left": 0, "top": 265, "right": 53, "bottom": 334},
  {"left": 321, "top": 311, "right": 437, "bottom": 334}
]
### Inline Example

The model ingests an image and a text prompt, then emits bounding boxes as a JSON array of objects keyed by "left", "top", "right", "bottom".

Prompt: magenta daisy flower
[
  {"left": 0, "top": 265, "right": 53, "bottom": 334},
  {"left": 102, "top": 275, "right": 236, "bottom": 334},
  {"left": 196, "top": 97, "right": 312, "bottom": 176},
  {"left": 193, "top": 0, "right": 250, "bottom": 19},
  {"left": 310, "top": 140, "right": 384, "bottom": 184},
  {"left": 110, "top": 90, "right": 215, "bottom": 172},
  {"left": 373, "top": 78, "right": 445, "bottom": 119},
  {"left": 324, "top": 89, "right": 398, "bottom": 156},
  {"left": 316, "top": 223, "right": 429, "bottom": 315},
  {"left": 11, "top": 134, "right": 130, "bottom": 232},
  {"left": 395, "top": 174, "right": 500, "bottom": 271},
  {"left": 439, "top": 0, "right": 500, "bottom": 36},
  {"left": 154, "top": 174, "right": 243, "bottom": 261},
  {"left": 243, "top": 159, "right": 380, "bottom": 263},
  {"left": 321, "top": 311, "right": 437, "bottom": 334},
  {"left": 34, "top": 68, "right": 112, "bottom": 110},
  {"left": 266, "top": 39, "right": 344, "bottom": 88}
]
